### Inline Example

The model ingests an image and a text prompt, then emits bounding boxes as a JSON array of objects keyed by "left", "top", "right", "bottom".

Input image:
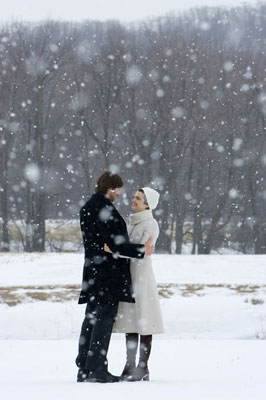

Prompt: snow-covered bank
[
  {"left": 0, "top": 253, "right": 266, "bottom": 340},
  {"left": 1, "top": 290, "right": 266, "bottom": 340},
  {"left": 1, "top": 339, "right": 266, "bottom": 400},
  {"left": 1, "top": 253, "right": 266, "bottom": 286}
]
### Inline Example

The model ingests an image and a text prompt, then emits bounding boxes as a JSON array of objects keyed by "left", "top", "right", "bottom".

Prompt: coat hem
[{"left": 113, "top": 329, "right": 165, "bottom": 334}]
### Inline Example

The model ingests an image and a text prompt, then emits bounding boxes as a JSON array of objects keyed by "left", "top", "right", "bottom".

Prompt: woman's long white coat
[{"left": 113, "top": 210, "right": 164, "bottom": 334}]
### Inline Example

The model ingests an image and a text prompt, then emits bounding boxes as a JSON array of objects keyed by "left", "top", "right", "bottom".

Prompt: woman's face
[{"left": 132, "top": 191, "right": 148, "bottom": 213}]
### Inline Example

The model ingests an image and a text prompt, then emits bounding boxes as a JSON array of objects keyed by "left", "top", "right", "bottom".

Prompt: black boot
[
  {"left": 121, "top": 333, "right": 138, "bottom": 379},
  {"left": 77, "top": 368, "right": 88, "bottom": 382},
  {"left": 86, "top": 369, "right": 121, "bottom": 383},
  {"left": 127, "top": 363, "right": 150, "bottom": 381},
  {"left": 78, "top": 366, "right": 121, "bottom": 383},
  {"left": 127, "top": 335, "right": 152, "bottom": 382}
]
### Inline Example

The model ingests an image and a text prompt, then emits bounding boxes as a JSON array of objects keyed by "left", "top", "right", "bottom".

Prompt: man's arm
[
  {"left": 95, "top": 204, "right": 153, "bottom": 258},
  {"left": 104, "top": 237, "right": 154, "bottom": 257}
]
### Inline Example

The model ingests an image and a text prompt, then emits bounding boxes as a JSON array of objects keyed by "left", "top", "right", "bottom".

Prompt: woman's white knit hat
[{"left": 142, "top": 187, "right": 160, "bottom": 210}]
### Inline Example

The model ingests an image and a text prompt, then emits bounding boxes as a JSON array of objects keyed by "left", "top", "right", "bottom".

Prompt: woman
[{"left": 112, "top": 187, "right": 164, "bottom": 382}]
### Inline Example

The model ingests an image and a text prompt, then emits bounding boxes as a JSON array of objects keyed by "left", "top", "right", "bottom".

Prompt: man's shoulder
[
  {"left": 80, "top": 193, "right": 117, "bottom": 219},
  {"left": 80, "top": 193, "right": 107, "bottom": 210}
]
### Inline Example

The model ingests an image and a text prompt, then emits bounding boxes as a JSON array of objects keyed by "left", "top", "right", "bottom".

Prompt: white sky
[{"left": 0, "top": 0, "right": 263, "bottom": 23}]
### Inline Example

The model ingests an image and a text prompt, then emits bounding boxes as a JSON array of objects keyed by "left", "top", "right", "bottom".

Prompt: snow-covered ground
[
  {"left": 2, "top": 253, "right": 266, "bottom": 286},
  {"left": 1, "top": 253, "right": 266, "bottom": 399},
  {"left": 1, "top": 339, "right": 266, "bottom": 400},
  {"left": 1, "top": 253, "right": 266, "bottom": 340}
]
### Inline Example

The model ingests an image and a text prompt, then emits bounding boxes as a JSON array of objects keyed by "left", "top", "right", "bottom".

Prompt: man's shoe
[
  {"left": 86, "top": 370, "right": 121, "bottom": 383},
  {"left": 77, "top": 369, "right": 88, "bottom": 382}
]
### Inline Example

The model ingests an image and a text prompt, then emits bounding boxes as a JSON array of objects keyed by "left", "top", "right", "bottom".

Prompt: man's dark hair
[{"left": 95, "top": 170, "right": 123, "bottom": 194}]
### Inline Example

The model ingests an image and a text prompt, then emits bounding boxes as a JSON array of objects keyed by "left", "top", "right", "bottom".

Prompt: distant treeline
[{"left": 1, "top": 3, "right": 266, "bottom": 253}]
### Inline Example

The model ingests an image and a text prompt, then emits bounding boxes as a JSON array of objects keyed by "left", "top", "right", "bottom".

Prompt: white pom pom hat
[{"left": 142, "top": 187, "right": 160, "bottom": 210}]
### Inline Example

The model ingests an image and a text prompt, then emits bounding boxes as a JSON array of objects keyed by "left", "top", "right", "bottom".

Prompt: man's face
[{"left": 106, "top": 187, "right": 120, "bottom": 202}]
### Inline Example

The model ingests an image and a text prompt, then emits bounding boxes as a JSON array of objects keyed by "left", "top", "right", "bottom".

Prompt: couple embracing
[{"left": 76, "top": 171, "right": 164, "bottom": 383}]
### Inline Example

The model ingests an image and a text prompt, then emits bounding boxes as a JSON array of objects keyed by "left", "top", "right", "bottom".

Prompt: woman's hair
[
  {"left": 138, "top": 188, "right": 149, "bottom": 209},
  {"left": 95, "top": 170, "right": 123, "bottom": 194}
]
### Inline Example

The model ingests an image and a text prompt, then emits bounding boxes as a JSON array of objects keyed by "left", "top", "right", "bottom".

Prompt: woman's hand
[
  {"left": 144, "top": 237, "right": 154, "bottom": 256},
  {"left": 104, "top": 243, "right": 112, "bottom": 253}
]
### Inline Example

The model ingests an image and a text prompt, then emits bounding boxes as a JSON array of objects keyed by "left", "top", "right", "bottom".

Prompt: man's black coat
[{"left": 78, "top": 193, "right": 145, "bottom": 305}]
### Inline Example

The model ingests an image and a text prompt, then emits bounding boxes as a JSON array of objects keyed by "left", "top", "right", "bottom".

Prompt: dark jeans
[{"left": 76, "top": 301, "right": 119, "bottom": 373}]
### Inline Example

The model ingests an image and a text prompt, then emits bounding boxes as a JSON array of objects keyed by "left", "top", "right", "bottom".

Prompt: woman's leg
[
  {"left": 139, "top": 334, "right": 152, "bottom": 368},
  {"left": 128, "top": 334, "right": 152, "bottom": 381}
]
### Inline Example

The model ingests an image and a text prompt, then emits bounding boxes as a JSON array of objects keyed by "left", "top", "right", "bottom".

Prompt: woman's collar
[{"left": 129, "top": 209, "right": 153, "bottom": 225}]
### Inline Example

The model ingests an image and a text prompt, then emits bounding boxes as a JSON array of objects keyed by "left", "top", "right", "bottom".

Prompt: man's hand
[
  {"left": 144, "top": 237, "right": 154, "bottom": 256},
  {"left": 104, "top": 243, "right": 112, "bottom": 253}
]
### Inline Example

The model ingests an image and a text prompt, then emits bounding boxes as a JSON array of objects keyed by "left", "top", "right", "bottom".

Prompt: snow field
[
  {"left": 1, "top": 253, "right": 266, "bottom": 340},
  {"left": 1, "top": 339, "right": 266, "bottom": 400},
  {"left": 1, "top": 253, "right": 266, "bottom": 399}
]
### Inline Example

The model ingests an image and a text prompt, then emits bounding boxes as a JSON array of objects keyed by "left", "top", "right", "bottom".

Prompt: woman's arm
[{"left": 141, "top": 219, "right": 160, "bottom": 247}]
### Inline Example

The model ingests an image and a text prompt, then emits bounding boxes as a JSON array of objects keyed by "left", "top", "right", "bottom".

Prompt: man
[{"left": 76, "top": 171, "right": 154, "bottom": 383}]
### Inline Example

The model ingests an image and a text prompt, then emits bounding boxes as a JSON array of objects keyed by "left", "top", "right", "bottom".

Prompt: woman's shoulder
[{"left": 143, "top": 217, "right": 159, "bottom": 230}]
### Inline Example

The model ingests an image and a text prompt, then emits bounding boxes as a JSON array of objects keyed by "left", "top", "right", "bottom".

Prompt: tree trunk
[
  {"left": 175, "top": 210, "right": 185, "bottom": 254},
  {"left": 156, "top": 204, "right": 172, "bottom": 253},
  {"left": 254, "top": 224, "right": 266, "bottom": 254},
  {"left": 0, "top": 154, "right": 10, "bottom": 251},
  {"left": 33, "top": 191, "right": 46, "bottom": 252},
  {"left": 0, "top": 145, "right": 10, "bottom": 251},
  {"left": 192, "top": 207, "right": 204, "bottom": 254}
]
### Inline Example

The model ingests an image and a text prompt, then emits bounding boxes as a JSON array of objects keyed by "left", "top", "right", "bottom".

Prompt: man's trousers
[{"left": 76, "top": 301, "right": 119, "bottom": 372}]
